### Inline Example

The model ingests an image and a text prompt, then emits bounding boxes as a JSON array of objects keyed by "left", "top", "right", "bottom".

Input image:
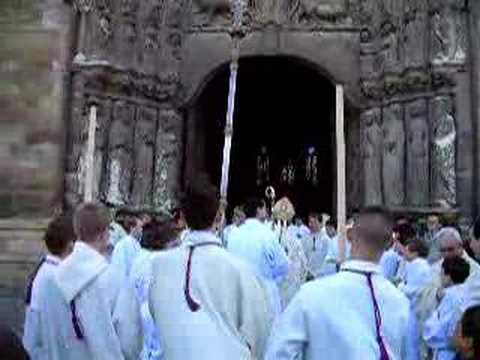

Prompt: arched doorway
[{"left": 186, "top": 57, "right": 337, "bottom": 218}]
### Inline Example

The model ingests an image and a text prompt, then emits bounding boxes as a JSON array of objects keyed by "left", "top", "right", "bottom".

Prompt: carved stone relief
[
  {"left": 291, "top": 0, "right": 348, "bottom": 24},
  {"left": 430, "top": 0, "right": 467, "bottom": 65},
  {"left": 131, "top": 107, "right": 157, "bottom": 208},
  {"left": 430, "top": 95, "right": 457, "bottom": 207},
  {"left": 106, "top": 101, "right": 135, "bottom": 205},
  {"left": 362, "top": 108, "right": 383, "bottom": 206},
  {"left": 381, "top": 103, "right": 405, "bottom": 207},
  {"left": 155, "top": 109, "right": 184, "bottom": 211},
  {"left": 405, "top": 99, "right": 429, "bottom": 207},
  {"left": 403, "top": 0, "right": 428, "bottom": 69},
  {"left": 191, "top": 0, "right": 231, "bottom": 26}
]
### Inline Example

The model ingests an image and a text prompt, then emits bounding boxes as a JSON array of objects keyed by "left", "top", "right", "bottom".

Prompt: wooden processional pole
[
  {"left": 336, "top": 85, "right": 347, "bottom": 263},
  {"left": 84, "top": 105, "right": 97, "bottom": 202},
  {"left": 219, "top": 0, "right": 247, "bottom": 207}
]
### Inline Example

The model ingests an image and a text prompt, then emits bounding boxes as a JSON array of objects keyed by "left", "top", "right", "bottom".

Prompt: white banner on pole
[{"left": 84, "top": 105, "right": 97, "bottom": 202}]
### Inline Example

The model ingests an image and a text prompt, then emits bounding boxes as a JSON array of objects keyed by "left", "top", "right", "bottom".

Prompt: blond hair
[{"left": 73, "top": 203, "right": 110, "bottom": 242}]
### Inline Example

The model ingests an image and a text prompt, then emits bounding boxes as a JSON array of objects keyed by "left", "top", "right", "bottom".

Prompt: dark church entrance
[{"left": 187, "top": 57, "right": 336, "bottom": 218}]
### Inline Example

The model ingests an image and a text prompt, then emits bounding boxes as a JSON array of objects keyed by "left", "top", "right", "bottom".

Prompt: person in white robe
[
  {"left": 271, "top": 198, "right": 309, "bottom": 307},
  {"left": 129, "top": 220, "right": 180, "bottom": 360},
  {"left": 23, "top": 215, "right": 75, "bottom": 359},
  {"left": 227, "top": 197, "right": 289, "bottom": 316},
  {"left": 222, "top": 205, "right": 246, "bottom": 247},
  {"left": 266, "top": 207, "right": 418, "bottom": 360},
  {"left": 379, "top": 245, "right": 402, "bottom": 283},
  {"left": 424, "top": 256, "right": 470, "bottom": 360},
  {"left": 37, "top": 203, "right": 142, "bottom": 360},
  {"left": 149, "top": 182, "right": 273, "bottom": 360},
  {"left": 302, "top": 213, "right": 332, "bottom": 278},
  {"left": 111, "top": 214, "right": 142, "bottom": 276}
]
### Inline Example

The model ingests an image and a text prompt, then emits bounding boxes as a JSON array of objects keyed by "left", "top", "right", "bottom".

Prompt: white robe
[
  {"left": 129, "top": 249, "right": 162, "bottom": 360},
  {"left": 266, "top": 260, "right": 418, "bottom": 360},
  {"left": 111, "top": 234, "right": 141, "bottom": 277},
  {"left": 399, "top": 258, "right": 432, "bottom": 301},
  {"left": 37, "top": 242, "right": 143, "bottom": 360},
  {"left": 423, "top": 284, "right": 466, "bottom": 360},
  {"left": 149, "top": 230, "right": 273, "bottom": 360},
  {"left": 278, "top": 227, "right": 309, "bottom": 307},
  {"left": 227, "top": 218, "right": 289, "bottom": 316},
  {"left": 302, "top": 229, "right": 331, "bottom": 278},
  {"left": 23, "top": 255, "right": 61, "bottom": 359},
  {"left": 379, "top": 248, "right": 402, "bottom": 283}
]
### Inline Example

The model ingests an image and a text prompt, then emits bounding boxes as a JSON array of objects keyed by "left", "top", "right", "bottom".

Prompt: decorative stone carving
[
  {"left": 362, "top": 108, "right": 383, "bottom": 206},
  {"left": 131, "top": 107, "right": 157, "bottom": 208},
  {"left": 114, "top": 0, "right": 138, "bottom": 69},
  {"left": 155, "top": 109, "right": 183, "bottom": 210},
  {"left": 431, "top": 0, "right": 467, "bottom": 65},
  {"left": 380, "top": 20, "right": 401, "bottom": 74},
  {"left": 382, "top": 103, "right": 405, "bottom": 207},
  {"left": 406, "top": 99, "right": 429, "bottom": 207},
  {"left": 192, "top": 0, "right": 231, "bottom": 26},
  {"left": 291, "top": 0, "right": 348, "bottom": 24},
  {"left": 404, "top": 0, "right": 428, "bottom": 69},
  {"left": 430, "top": 95, "right": 457, "bottom": 206},
  {"left": 106, "top": 101, "right": 135, "bottom": 205}
]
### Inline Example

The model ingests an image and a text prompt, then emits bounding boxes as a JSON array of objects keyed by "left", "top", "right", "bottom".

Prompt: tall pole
[
  {"left": 219, "top": 0, "right": 247, "bottom": 206},
  {"left": 84, "top": 105, "right": 97, "bottom": 202},
  {"left": 336, "top": 85, "right": 347, "bottom": 263}
]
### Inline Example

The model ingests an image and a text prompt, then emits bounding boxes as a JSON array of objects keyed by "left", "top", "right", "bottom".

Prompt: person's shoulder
[{"left": 376, "top": 275, "right": 410, "bottom": 307}]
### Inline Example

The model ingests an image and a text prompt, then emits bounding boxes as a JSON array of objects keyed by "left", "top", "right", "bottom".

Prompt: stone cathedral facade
[{"left": 61, "top": 0, "right": 480, "bottom": 219}]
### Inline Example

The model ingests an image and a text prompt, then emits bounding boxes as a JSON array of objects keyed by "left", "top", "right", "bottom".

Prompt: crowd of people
[{"left": 6, "top": 178, "right": 480, "bottom": 359}]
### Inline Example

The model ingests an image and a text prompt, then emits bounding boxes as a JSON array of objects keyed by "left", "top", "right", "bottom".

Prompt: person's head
[
  {"left": 142, "top": 219, "right": 181, "bottom": 251},
  {"left": 118, "top": 214, "right": 138, "bottom": 235},
  {"left": 44, "top": 214, "right": 76, "bottom": 259},
  {"left": 293, "top": 216, "right": 303, "bottom": 227},
  {"left": 427, "top": 214, "right": 441, "bottom": 233},
  {"left": 172, "top": 207, "right": 187, "bottom": 230},
  {"left": 182, "top": 180, "right": 219, "bottom": 231},
  {"left": 404, "top": 238, "right": 429, "bottom": 261},
  {"left": 436, "top": 227, "right": 464, "bottom": 260},
  {"left": 459, "top": 305, "right": 480, "bottom": 359},
  {"left": 441, "top": 256, "right": 470, "bottom": 288},
  {"left": 469, "top": 217, "right": 480, "bottom": 259},
  {"left": 326, "top": 218, "right": 337, "bottom": 238},
  {"left": 308, "top": 213, "right": 321, "bottom": 233},
  {"left": 232, "top": 206, "right": 246, "bottom": 226},
  {"left": 243, "top": 197, "right": 267, "bottom": 221},
  {"left": 351, "top": 207, "right": 393, "bottom": 262},
  {"left": 73, "top": 202, "right": 110, "bottom": 254}
]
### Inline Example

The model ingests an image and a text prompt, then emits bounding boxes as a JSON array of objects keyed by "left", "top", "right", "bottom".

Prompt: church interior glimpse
[{"left": 189, "top": 57, "right": 336, "bottom": 218}]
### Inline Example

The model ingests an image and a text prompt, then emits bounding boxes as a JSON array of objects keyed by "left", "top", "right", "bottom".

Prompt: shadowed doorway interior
[{"left": 188, "top": 57, "right": 336, "bottom": 218}]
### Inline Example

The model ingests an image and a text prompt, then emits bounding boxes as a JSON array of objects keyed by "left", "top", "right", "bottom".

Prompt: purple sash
[{"left": 343, "top": 269, "right": 390, "bottom": 360}]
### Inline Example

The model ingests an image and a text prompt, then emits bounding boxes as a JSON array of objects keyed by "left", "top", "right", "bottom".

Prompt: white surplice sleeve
[
  {"left": 265, "top": 293, "right": 307, "bottom": 360},
  {"left": 264, "top": 233, "right": 289, "bottom": 282},
  {"left": 113, "top": 281, "right": 144, "bottom": 360}
]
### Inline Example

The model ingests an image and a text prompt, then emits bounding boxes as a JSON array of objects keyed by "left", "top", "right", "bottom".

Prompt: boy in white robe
[
  {"left": 38, "top": 203, "right": 142, "bottom": 360},
  {"left": 149, "top": 182, "right": 273, "bottom": 360},
  {"left": 424, "top": 256, "right": 470, "bottom": 360},
  {"left": 227, "top": 197, "right": 289, "bottom": 316},
  {"left": 23, "top": 214, "right": 75, "bottom": 359},
  {"left": 129, "top": 220, "right": 180, "bottom": 360},
  {"left": 111, "top": 213, "right": 142, "bottom": 276},
  {"left": 266, "top": 207, "right": 418, "bottom": 360},
  {"left": 399, "top": 238, "right": 432, "bottom": 301},
  {"left": 302, "top": 213, "right": 331, "bottom": 278}
]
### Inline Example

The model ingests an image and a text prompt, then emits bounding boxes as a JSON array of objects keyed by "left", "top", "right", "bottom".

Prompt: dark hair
[
  {"left": 73, "top": 203, "right": 110, "bottom": 242},
  {"left": 0, "top": 325, "right": 29, "bottom": 360},
  {"left": 407, "top": 238, "right": 429, "bottom": 258},
  {"left": 44, "top": 214, "right": 76, "bottom": 256},
  {"left": 394, "top": 221, "right": 416, "bottom": 246},
  {"left": 183, "top": 180, "right": 219, "bottom": 230},
  {"left": 308, "top": 212, "right": 320, "bottom": 221},
  {"left": 462, "top": 305, "right": 480, "bottom": 359},
  {"left": 474, "top": 217, "right": 480, "bottom": 241},
  {"left": 243, "top": 197, "right": 266, "bottom": 218},
  {"left": 142, "top": 220, "right": 180, "bottom": 250},
  {"left": 118, "top": 215, "right": 137, "bottom": 233},
  {"left": 356, "top": 207, "right": 393, "bottom": 250},
  {"left": 442, "top": 256, "right": 470, "bottom": 284}
]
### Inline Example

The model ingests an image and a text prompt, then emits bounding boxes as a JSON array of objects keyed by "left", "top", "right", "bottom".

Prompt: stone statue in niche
[
  {"left": 250, "top": 0, "right": 289, "bottom": 24},
  {"left": 406, "top": 99, "right": 429, "bottom": 207},
  {"left": 291, "top": 0, "right": 347, "bottom": 24},
  {"left": 431, "top": 0, "right": 467, "bottom": 64},
  {"left": 106, "top": 101, "right": 135, "bottom": 205},
  {"left": 305, "top": 146, "right": 318, "bottom": 186},
  {"left": 362, "top": 108, "right": 383, "bottom": 206},
  {"left": 280, "top": 159, "right": 295, "bottom": 186},
  {"left": 192, "top": 0, "right": 231, "bottom": 26},
  {"left": 256, "top": 145, "right": 270, "bottom": 187},
  {"left": 155, "top": 109, "right": 183, "bottom": 210},
  {"left": 141, "top": 18, "right": 160, "bottom": 75},
  {"left": 430, "top": 96, "right": 457, "bottom": 207},
  {"left": 114, "top": 18, "right": 137, "bottom": 69},
  {"left": 382, "top": 103, "right": 405, "bottom": 207},
  {"left": 404, "top": 0, "right": 428, "bottom": 69},
  {"left": 132, "top": 107, "right": 157, "bottom": 208},
  {"left": 91, "top": 98, "right": 111, "bottom": 202},
  {"left": 381, "top": 20, "right": 401, "bottom": 74}
]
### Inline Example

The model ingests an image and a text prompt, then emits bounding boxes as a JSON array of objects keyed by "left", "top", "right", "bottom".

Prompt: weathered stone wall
[{"left": 0, "top": 0, "right": 70, "bottom": 332}]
